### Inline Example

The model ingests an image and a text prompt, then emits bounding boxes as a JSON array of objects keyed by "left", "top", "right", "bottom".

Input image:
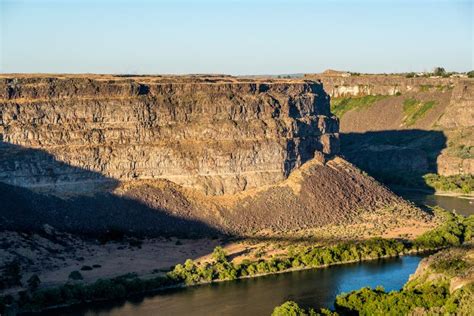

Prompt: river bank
[
  {"left": 4, "top": 209, "right": 470, "bottom": 315},
  {"left": 45, "top": 255, "right": 427, "bottom": 316},
  {"left": 272, "top": 244, "right": 474, "bottom": 315},
  {"left": 3, "top": 248, "right": 433, "bottom": 316}
]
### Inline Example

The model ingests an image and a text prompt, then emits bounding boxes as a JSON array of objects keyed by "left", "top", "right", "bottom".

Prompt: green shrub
[
  {"left": 272, "top": 301, "right": 309, "bottom": 316},
  {"left": 423, "top": 173, "right": 473, "bottom": 194},
  {"left": 0, "top": 261, "right": 22, "bottom": 289},
  {"left": 335, "top": 284, "right": 451, "bottom": 315},
  {"left": 68, "top": 271, "right": 83, "bottom": 281},
  {"left": 27, "top": 274, "right": 41, "bottom": 291},
  {"left": 272, "top": 301, "right": 338, "bottom": 316}
]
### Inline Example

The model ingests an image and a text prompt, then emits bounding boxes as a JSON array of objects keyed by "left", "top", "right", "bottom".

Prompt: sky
[{"left": 0, "top": 0, "right": 472, "bottom": 75}]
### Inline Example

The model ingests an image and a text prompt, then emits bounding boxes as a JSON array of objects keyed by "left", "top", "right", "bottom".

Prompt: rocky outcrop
[
  {"left": 437, "top": 79, "right": 474, "bottom": 129},
  {"left": 0, "top": 75, "right": 339, "bottom": 195},
  {"left": 305, "top": 74, "right": 457, "bottom": 97},
  {"left": 308, "top": 73, "right": 473, "bottom": 178}
]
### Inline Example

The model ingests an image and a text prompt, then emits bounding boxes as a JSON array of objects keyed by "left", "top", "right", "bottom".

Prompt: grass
[
  {"left": 330, "top": 95, "right": 387, "bottom": 117},
  {"left": 402, "top": 98, "right": 436, "bottom": 126}
]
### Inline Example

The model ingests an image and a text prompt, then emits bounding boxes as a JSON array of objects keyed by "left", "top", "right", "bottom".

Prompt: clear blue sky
[{"left": 1, "top": 0, "right": 472, "bottom": 74}]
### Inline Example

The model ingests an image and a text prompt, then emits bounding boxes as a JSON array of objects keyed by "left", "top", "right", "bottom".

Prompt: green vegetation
[
  {"left": 402, "top": 98, "right": 436, "bottom": 126},
  {"left": 433, "top": 67, "right": 447, "bottom": 77},
  {"left": 2, "top": 210, "right": 471, "bottom": 314},
  {"left": 273, "top": 284, "right": 473, "bottom": 316},
  {"left": 168, "top": 238, "right": 409, "bottom": 285},
  {"left": 468, "top": 70, "right": 474, "bottom": 78},
  {"left": 335, "top": 242, "right": 474, "bottom": 315},
  {"left": 2, "top": 273, "right": 177, "bottom": 313},
  {"left": 169, "top": 211, "right": 470, "bottom": 285},
  {"left": 330, "top": 95, "right": 387, "bottom": 117},
  {"left": 423, "top": 173, "right": 474, "bottom": 194},
  {"left": 365, "top": 170, "right": 473, "bottom": 194},
  {"left": 68, "top": 271, "right": 83, "bottom": 281},
  {"left": 27, "top": 275, "right": 41, "bottom": 291},
  {"left": 272, "top": 301, "right": 337, "bottom": 316},
  {"left": 0, "top": 261, "right": 22, "bottom": 290},
  {"left": 334, "top": 283, "right": 473, "bottom": 315},
  {"left": 453, "top": 144, "right": 473, "bottom": 159},
  {"left": 273, "top": 218, "right": 474, "bottom": 316},
  {"left": 413, "top": 210, "right": 471, "bottom": 249}
]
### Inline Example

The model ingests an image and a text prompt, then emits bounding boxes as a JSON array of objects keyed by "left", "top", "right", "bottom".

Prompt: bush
[
  {"left": 17, "top": 274, "right": 177, "bottom": 312},
  {"left": 433, "top": 67, "right": 446, "bottom": 77},
  {"left": 68, "top": 271, "right": 83, "bottom": 281},
  {"left": 272, "top": 301, "right": 308, "bottom": 316},
  {"left": 423, "top": 173, "right": 473, "bottom": 194},
  {"left": 272, "top": 301, "right": 338, "bottom": 316},
  {"left": 80, "top": 266, "right": 93, "bottom": 271},
  {"left": 27, "top": 274, "right": 41, "bottom": 291},
  {"left": 0, "top": 261, "right": 22, "bottom": 289},
  {"left": 334, "top": 281, "right": 470, "bottom": 315},
  {"left": 413, "top": 211, "right": 469, "bottom": 249}
]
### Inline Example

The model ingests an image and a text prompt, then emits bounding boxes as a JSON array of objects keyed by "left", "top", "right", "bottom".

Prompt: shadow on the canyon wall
[
  {"left": 0, "top": 141, "right": 221, "bottom": 239},
  {"left": 339, "top": 129, "right": 447, "bottom": 194}
]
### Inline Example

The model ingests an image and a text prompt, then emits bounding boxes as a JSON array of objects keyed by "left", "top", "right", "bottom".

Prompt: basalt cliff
[
  {"left": 0, "top": 75, "right": 339, "bottom": 195},
  {"left": 306, "top": 73, "right": 473, "bottom": 186},
  {"left": 0, "top": 75, "right": 427, "bottom": 237}
]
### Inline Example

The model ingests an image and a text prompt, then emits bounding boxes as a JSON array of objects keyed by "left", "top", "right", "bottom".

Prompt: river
[
  {"left": 44, "top": 255, "right": 423, "bottom": 316},
  {"left": 395, "top": 191, "right": 473, "bottom": 216},
  {"left": 42, "top": 193, "right": 471, "bottom": 316}
]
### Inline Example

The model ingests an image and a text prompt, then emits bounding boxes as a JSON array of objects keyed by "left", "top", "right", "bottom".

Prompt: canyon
[{"left": 0, "top": 74, "right": 427, "bottom": 237}]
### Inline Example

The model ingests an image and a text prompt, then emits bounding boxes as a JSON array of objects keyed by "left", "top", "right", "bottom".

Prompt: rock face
[
  {"left": 307, "top": 73, "right": 474, "bottom": 178},
  {"left": 0, "top": 75, "right": 339, "bottom": 195},
  {"left": 437, "top": 80, "right": 474, "bottom": 129},
  {"left": 305, "top": 74, "right": 458, "bottom": 97},
  {"left": 0, "top": 75, "right": 430, "bottom": 237}
]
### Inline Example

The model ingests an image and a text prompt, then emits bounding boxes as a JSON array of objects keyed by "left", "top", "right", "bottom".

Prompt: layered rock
[
  {"left": 307, "top": 73, "right": 473, "bottom": 177},
  {"left": 0, "top": 75, "right": 339, "bottom": 195},
  {"left": 0, "top": 75, "right": 432, "bottom": 237},
  {"left": 305, "top": 73, "right": 457, "bottom": 97}
]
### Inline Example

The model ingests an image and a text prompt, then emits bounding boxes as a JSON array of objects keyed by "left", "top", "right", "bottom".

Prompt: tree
[
  {"left": 433, "top": 67, "right": 446, "bottom": 76},
  {"left": 212, "top": 246, "right": 227, "bottom": 263},
  {"left": 272, "top": 301, "right": 308, "bottom": 316},
  {"left": 68, "top": 271, "right": 83, "bottom": 281},
  {"left": 467, "top": 70, "right": 474, "bottom": 78},
  {"left": 27, "top": 274, "right": 41, "bottom": 291}
]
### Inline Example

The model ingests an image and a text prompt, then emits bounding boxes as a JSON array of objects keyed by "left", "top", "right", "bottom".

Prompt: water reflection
[
  {"left": 396, "top": 191, "right": 473, "bottom": 216},
  {"left": 45, "top": 256, "right": 423, "bottom": 316}
]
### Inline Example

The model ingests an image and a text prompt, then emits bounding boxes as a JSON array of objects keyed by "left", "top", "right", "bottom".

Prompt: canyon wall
[
  {"left": 305, "top": 74, "right": 458, "bottom": 97},
  {"left": 307, "top": 73, "right": 473, "bottom": 179},
  {"left": 0, "top": 75, "right": 430, "bottom": 237},
  {"left": 0, "top": 75, "right": 339, "bottom": 195}
]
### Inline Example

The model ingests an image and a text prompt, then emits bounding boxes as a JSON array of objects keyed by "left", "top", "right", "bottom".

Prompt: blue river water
[{"left": 46, "top": 255, "right": 423, "bottom": 316}]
